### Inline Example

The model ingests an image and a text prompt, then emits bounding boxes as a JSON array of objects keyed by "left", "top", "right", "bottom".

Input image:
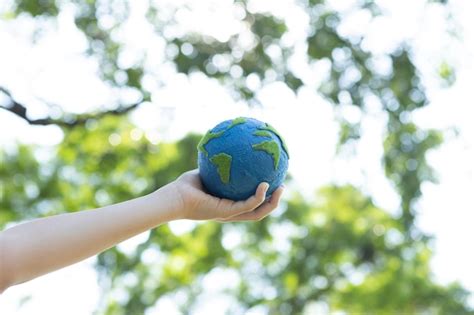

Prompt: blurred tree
[
  {"left": 0, "top": 0, "right": 471, "bottom": 314},
  {"left": 1, "top": 121, "right": 472, "bottom": 314}
]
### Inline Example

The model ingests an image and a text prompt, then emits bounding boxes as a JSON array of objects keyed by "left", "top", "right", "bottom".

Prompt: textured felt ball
[{"left": 197, "top": 117, "right": 289, "bottom": 201}]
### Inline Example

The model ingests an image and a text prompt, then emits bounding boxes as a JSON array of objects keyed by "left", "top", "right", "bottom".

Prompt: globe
[{"left": 197, "top": 117, "right": 289, "bottom": 201}]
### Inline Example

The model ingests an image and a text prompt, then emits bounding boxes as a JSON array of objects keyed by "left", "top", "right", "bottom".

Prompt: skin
[{"left": 0, "top": 169, "right": 284, "bottom": 294}]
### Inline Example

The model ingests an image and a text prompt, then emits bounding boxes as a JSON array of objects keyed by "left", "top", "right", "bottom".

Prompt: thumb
[{"left": 223, "top": 182, "right": 269, "bottom": 218}]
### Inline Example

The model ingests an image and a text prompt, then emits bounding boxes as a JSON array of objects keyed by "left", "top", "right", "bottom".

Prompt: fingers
[
  {"left": 224, "top": 182, "right": 269, "bottom": 217},
  {"left": 220, "top": 185, "right": 284, "bottom": 222}
]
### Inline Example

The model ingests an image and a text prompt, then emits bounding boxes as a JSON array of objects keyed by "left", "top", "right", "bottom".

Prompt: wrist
[{"left": 147, "top": 183, "right": 186, "bottom": 221}]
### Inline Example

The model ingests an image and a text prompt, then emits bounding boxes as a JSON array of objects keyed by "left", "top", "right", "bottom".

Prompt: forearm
[{"left": 0, "top": 184, "right": 180, "bottom": 292}]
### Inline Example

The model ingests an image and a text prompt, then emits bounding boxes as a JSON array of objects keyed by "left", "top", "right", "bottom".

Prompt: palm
[
  {"left": 173, "top": 169, "right": 284, "bottom": 221},
  {"left": 177, "top": 170, "right": 215, "bottom": 214}
]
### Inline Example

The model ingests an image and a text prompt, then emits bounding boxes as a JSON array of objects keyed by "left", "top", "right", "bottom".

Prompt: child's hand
[{"left": 168, "top": 169, "right": 284, "bottom": 221}]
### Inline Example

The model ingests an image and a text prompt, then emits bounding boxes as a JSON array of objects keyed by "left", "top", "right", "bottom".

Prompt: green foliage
[
  {"left": 439, "top": 61, "right": 457, "bottom": 87},
  {"left": 15, "top": 0, "right": 58, "bottom": 17},
  {"left": 250, "top": 14, "right": 287, "bottom": 40},
  {"left": 384, "top": 123, "right": 443, "bottom": 229},
  {"left": 0, "top": 145, "right": 62, "bottom": 226},
  {"left": 337, "top": 119, "right": 361, "bottom": 149},
  {"left": 308, "top": 14, "right": 345, "bottom": 60},
  {"left": 1, "top": 127, "right": 472, "bottom": 314},
  {"left": 1, "top": 0, "right": 471, "bottom": 313}
]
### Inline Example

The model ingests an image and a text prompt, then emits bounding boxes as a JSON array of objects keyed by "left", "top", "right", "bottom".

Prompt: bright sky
[{"left": 1, "top": 0, "right": 474, "bottom": 313}]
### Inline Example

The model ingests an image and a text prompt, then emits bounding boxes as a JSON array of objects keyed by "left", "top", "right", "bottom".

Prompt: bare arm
[
  {"left": 0, "top": 185, "right": 178, "bottom": 292},
  {"left": 0, "top": 170, "right": 284, "bottom": 293}
]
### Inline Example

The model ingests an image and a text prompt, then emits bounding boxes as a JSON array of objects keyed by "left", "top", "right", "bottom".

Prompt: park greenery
[{"left": 0, "top": 0, "right": 472, "bottom": 314}]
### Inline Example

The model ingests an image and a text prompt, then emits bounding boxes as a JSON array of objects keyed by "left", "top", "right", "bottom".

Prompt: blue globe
[{"left": 197, "top": 117, "right": 289, "bottom": 201}]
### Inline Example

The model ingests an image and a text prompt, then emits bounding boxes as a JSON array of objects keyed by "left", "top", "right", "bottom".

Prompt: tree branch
[{"left": 0, "top": 87, "right": 141, "bottom": 127}]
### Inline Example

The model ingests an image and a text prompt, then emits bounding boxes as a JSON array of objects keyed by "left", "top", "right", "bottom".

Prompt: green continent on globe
[
  {"left": 210, "top": 153, "right": 232, "bottom": 184},
  {"left": 252, "top": 140, "right": 280, "bottom": 170},
  {"left": 258, "top": 123, "right": 290, "bottom": 158},
  {"left": 253, "top": 130, "right": 273, "bottom": 138},
  {"left": 198, "top": 118, "right": 248, "bottom": 156},
  {"left": 197, "top": 130, "right": 224, "bottom": 156},
  {"left": 229, "top": 117, "right": 247, "bottom": 128}
]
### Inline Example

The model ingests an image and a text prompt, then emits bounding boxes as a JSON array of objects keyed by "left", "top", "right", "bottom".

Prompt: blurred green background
[{"left": 0, "top": 0, "right": 472, "bottom": 314}]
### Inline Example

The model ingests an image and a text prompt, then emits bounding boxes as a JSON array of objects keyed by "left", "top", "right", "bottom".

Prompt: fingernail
[{"left": 262, "top": 182, "right": 269, "bottom": 191}]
